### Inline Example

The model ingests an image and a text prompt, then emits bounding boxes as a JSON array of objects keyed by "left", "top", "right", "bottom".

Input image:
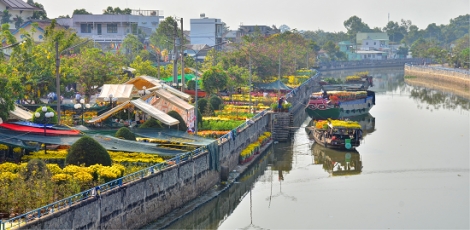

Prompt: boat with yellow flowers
[
  {"left": 305, "top": 90, "right": 375, "bottom": 119},
  {"left": 306, "top": 119, "right": 363, "bottom": 150}
]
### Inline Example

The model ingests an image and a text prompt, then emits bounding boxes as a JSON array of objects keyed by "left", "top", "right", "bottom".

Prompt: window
[
  {"left": 107, "top": 24, "right": 118, "bottom": 33},
  {"left": 366, "top": 42, "right": 368, "bottom": 45},
  {"left": 80, "top": 24, "right": 93, "bottom": 33},
  {"left": 374, "top": 42, "right": 376, "bottom": 45}
]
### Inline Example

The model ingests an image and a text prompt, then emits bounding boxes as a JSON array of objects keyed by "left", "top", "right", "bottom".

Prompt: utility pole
[
  {"left": 180, "top": 17, "right": 185, "bottom": 91},
  {"left": 55, "top": 41, "right": 61, "bottom": 124},
  {"left": 173, "top": 20, "right": 179, "bottom": 86}
]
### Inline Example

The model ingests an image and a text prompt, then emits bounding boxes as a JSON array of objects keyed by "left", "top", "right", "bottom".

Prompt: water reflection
[
  {"left": 312, "top": 144, "right": 362, "bottom": 176},
  {"left": 156, "top": 146, "right": 274, "bottom": 230},
  {"left": 408, "top": 85, "right": 470, "bottom": 111}
]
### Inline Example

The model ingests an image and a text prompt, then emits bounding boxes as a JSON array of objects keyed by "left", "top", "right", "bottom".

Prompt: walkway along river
[{"left": 158, "top": 66, "right": 469, "bottom": 229}]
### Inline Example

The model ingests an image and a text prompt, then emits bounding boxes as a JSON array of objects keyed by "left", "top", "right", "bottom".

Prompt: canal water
[{"left": 148, "top": 67, "right": 470, "bottom": 229}]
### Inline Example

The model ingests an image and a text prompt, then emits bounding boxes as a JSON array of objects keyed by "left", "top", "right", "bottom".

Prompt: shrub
[
  {"left": 210, "top": 95, "right": 224, "bottom": 110},
  {"left": 140, "top": 118, "right": 163, "bottom": 128},
  {"left": 197, "top": 98, "right": 212, "bottom": 113},
  {"left": 187, "top": 80, "right": 196, "bottom": 90},
  {"left": 115, "top": 127, "right": 136, "bottom": 141},
  {"left": 23, "top": 159, "right": 50, "bottom": 180},
  {"left": 32, "top": 106, "right": 58, "bottom": 124},
  {"left": 66, "top": 136, "right": 111, "bottom": 167},
  {"left": 167, "top": 110, "right": 187, "bottom": 131}
]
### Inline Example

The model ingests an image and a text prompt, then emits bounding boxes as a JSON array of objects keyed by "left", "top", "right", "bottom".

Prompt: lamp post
[
  {"left": 74, "top": 98, "right": 91, "bottom": 125},
  {"left": 55, "top": 39, "right": 92, "bottom": 124},
  {"left": 103, "top": 94, "right": 117, "bottom": 109},
  {"left": 184, "top": 42, "right": 227, "bottom": 135},
  {"left": 138, "top": 86, "right": 151, "bottom": 97},
  {"left": 34, "top": 106, "right": 54, "bottom": 154}
]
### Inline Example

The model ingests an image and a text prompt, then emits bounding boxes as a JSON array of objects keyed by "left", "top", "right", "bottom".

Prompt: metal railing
[{"left": 1, "top": 71, "right": 319, "bottom": 230}]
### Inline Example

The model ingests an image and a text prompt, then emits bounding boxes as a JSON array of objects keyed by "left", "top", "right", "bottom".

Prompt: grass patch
[{"left": 404, "top": 75, "right": 417, "bottom": 79}]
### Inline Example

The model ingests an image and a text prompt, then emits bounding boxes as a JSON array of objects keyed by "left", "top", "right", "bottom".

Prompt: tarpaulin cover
[
  {"left": 155, "top": 89, "right": 194, "bottom": 111},
  {"left": 131, "top": 99, "right": 179, "bottom": 126},
  {"left": 0, "top": 123, "right": 81, "bottom": 135},
  {"left": 133, "top": 128, "right": 216, "bottom": 146},
  {"left": 0, "top": 128, "right": 185, "bottom": 156},
  {"left": 162, "top": 74, "right": 196, "bottom": 83},
  {"left": 96, "top": 84, "right": 138, "bottom": 103},
  {"left": 253, "top": 80, "right": 291, "bottom": 91}
]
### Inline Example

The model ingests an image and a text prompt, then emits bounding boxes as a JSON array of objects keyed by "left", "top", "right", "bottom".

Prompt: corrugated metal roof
[
  {"left": 131, "top": 99, "right": 179, "bottom": 126},
  {"left": 155, "top": 89, "right": 194, "bottom": 111},
  {"left": 1, "top": 0, "right": 36, "bottom": 9}
]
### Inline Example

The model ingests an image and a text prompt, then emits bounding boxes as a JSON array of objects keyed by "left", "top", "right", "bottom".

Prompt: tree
[
  {"left": 115, "top": 127, "right": 136, "bottom": 141},
  {"left": 1, "top": 10, "right": 12, "bottom": 25},
  {"left": 279, "top": 24, "right": 291, "bottom": 33},
  {"left": 66, "top": 136, "right": 111, "bottom": 167},
  {"left": 103, "top": 7, "right": 132, "bottom": 15},
  {"left": 0, "top": 62, "right": 23, "bottom": 121},
  {"left": 344, "top": 16, "right": 371, "bottom": 39},
  {"left": 121, "top": 34, "right": 143, "bottom": 64},
  {"left": 130, "top": 55, "right": 159, "bottom": 77},
  {"left": 73, "top": 9, "right": 92, "bottom": 15},
  {"left": 13, "top": 15, "right": 23, "bottom": 29},
  {"left": 149, "top": 17, "right": 183, "bottom": 52},
  {"left": 167, "top": 110, "right": 187, "bottom": 131},
  {"left": 396, "top": 46, "right": 409, "bottom": 58},
  {"left": 209, "top": 95, "right": 224, "bottom": 110},
  {"left": 202, "top": 66, "right": 228, "bottom": 95},
  {"left": 27, "top": 0, "right": 48, "bottom": 20},
  {"left": 227, "top": 65, "right": 249, "bottom": 91},
  {"left": 383, "top": 21, "right": 404, "bottom": 44}
]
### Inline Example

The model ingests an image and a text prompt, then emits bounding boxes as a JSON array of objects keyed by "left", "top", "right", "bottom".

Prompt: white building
[
  {"left": 0, "top": 0, "right": 43, "bottom": 30},
  {"left": 355, "top": 50, "right": 388, "bottom": 60},
  {"left": 189, "top": 14, "right": 223, "bottom": 48},
  {"left": 56, "top": 9, "right": 163, "bottom": 49}
]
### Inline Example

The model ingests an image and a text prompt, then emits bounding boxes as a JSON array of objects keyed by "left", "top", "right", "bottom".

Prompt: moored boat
[
  {"left": 306, "top": 119, "right": 363, "bottom": 150},
  {"left": 305, "top": 90, "right": 375, "bottom": 119}
]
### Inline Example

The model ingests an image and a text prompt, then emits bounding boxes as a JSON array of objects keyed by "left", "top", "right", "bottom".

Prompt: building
[
  {"left": 356, "top": 32, "right": 389, "bottom": 45},
  {"left": 236, "top": 25, "right": 279, "bottom": 42},
  {"left": 0, "top": 0, "right": 43, "bottom": 30},
  {"left": 11, "top": 20, "right": 62, "bottom": 43},
  {"left": 189, "top": 14, "right": 223, "bottom": 48},
  {"left": 56, "top": 9, "right": 163, "bottom": 50}
]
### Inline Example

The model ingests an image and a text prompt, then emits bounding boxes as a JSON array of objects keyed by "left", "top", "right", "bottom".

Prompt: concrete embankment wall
[
  {"left": 319, "top": 58, "right": 432, "bottom": 71},
  {"left": 20, "top": 74, "right": 319, "bottom": 229},
  {"left": 404, "top": 65, "right": 470, "bottom": 86}
]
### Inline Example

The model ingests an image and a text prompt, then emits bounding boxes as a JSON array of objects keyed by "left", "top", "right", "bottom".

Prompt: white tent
[
  {"left": 96, "top": 84, "right": 138, "bottom": 103},
  {"left": 125, "top": 75, "right": 192, "bottom": 101},
  {"left": 131, "top": 99, "right": 179, "bottom": 126},
  {"left": 9, "top": 105, "right": 33, "bottom": 121}
]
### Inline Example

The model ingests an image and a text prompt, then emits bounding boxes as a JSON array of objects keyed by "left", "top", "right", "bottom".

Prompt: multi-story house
[
  {"left": 189, "top": 14, "right": 223, "bottom": 48},
  {"left": 56, "top": 9, "right": 163, "bottom": 50},
  {"left": 0, "top": 0, "right": 43, "bottom": 30}
]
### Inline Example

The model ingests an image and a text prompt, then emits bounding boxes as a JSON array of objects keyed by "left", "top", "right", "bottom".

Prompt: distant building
[
  {"left": 189, "top": 14, "right": 223, "bottom": 48},
  {"left": 236, "top": 25, "right": 279, "bottom": 42},
  {"left": 56, "top": 9, "right": 163, "bottom": 50},
  {"left": 0, "top": 0, "right": 43, "bottom": 30},
  {"left": 356, "top": 32, "right": 389, "bottom": 45},
  {"left": 11, "top": 20, "right": 62, "bottom": 43}
]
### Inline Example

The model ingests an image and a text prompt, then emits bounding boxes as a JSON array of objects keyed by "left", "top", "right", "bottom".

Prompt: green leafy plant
[
  {"left": 115, "top": 127, "right": 136, "bottom": 141},
  {"left": 167, "top": 110, "right": 187, "bottom": 131},
  {"left": 66, "top": 136, "right": 112, "bottom": 166}
]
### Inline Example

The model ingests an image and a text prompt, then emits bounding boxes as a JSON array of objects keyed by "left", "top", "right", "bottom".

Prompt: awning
[
  {"left": 87, "top": 101, "right": 131, "bottom": 123},
  {"left": 96, "top": 84, "right": 138, "bottom": 103},
  {"left": 162, "top": 74, "right": 196, "bottom": 83},
  {"left": 155, "top": 89, "right": 194, "bottom": 111},
  {"left": 148, "top": 84, "right": 192, "bottom": 101},
  {"left": 9, "top": 105, "right": 33, "bottom": 121},
  {"left": 131, "top": 99, "right": 179, "bottom": 126}
]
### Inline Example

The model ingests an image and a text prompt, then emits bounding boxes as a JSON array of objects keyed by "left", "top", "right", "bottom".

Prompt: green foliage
[
  {"left": 1, "top": 10, "right": 12, "bottom": 24},
  {"left": 197, "top": 98, "right": 213, "bottom": 116},
  {"left": 130, "top": 55, "right": 159, "bottom": 77},
  {"left": 23, "top": 159, "right": 50, "bottom": 180},
  {"left": 32, "top": 106, "right": 58, "bottom": 124},
  {"left": 209, "top": 95, "right": 224, "bottom": 110},
  {"left": 203, "top": 101, "right": 215, "bottom": 116},
  {"left": 66, "top": 136, "right": 112, "bottom": 167},
  {"left": 122, "top": 34, "right": 144, "bottom": 64},
  {"left": 140, "top": 118, "right": 164, "bottom": 128},
  {"left": 201, "top": 120, "right": 245, "bottom": 131},
  {"left": 167, "top": 110, "right": 187, "bottom": 131},
  {"left": 27, "top": 0, "right": 48, "bottom": 20},
  {"left": 115, "top": 127, "right": 136, "bottom": 141},
  {"left": 187, "top": 79, "right": 196, "bottom": 90},
  {"left": 72, "top": 9, "right": 92, "bottom": 15},
  {"left": 202, "top": 66, "right": 228, "bottom": 94},
  {"left": 103, "top": 7, "right": 132, "bottom": 15}
]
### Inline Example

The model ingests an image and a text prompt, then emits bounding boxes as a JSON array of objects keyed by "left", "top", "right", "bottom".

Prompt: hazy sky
[{"left": 37, "top": 0, "right": 469, "bottom": 32}]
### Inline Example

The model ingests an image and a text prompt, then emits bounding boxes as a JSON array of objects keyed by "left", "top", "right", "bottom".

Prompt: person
[
  {"left": 75, "top": 92, "right": 81, "bottom": 103},
  {"left": 278, "top": 97, "right": 284, "bottom": 110},
  {"left": 322, "top": 90, "right": 329, "bottom": 99}
]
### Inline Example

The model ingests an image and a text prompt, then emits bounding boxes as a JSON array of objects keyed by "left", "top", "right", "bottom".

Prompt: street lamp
[
  {"left": 103, "top": 94, "right": 118, "bottom": 109},
  {"left": 34, "top": 106, "right": 54, "bottom": 154},
  {"left": 138, "top": 86, "right": 151, "bottom": 97},
  {"left": 74, "top": 98, "right": 91, "bottom": 125},
  {"left": 55, "top": 39, "right": 92, "bottom": 124}
]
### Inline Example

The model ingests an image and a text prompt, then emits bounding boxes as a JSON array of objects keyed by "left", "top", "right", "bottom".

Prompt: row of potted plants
[{"left": 239, "top": 132, "right": 272, "bottom": 164}]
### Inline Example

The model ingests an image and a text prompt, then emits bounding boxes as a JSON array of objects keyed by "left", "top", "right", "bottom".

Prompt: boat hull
[
  {"left": 306, "top": 127, "right": 360, "bottom": 150},
  {"left": 305, "top": 91, "right": 375, "bottom": 119}
]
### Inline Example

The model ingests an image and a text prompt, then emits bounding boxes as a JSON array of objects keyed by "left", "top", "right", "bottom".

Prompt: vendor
[{"left": 322, "top": 90, "right": 329, "bottom": 99}]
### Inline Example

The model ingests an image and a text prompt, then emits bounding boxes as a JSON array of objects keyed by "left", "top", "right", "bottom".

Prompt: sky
[{"left": 36, "top": 0, "right": 469, "bottom": 32}]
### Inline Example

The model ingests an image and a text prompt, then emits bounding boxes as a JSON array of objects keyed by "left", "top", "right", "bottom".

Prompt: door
[{"left": 97, "top": 24, "right": 102, "bottom": 35}]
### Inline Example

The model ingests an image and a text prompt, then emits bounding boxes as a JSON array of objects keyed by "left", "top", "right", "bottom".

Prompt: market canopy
[
  {"left": 87, "top": 101, "right": 132, "bottom": 123},
  {"left": 253, "top": 80, "right": 291, "bottom": 91},
  {"left": 130, "top": 99, "right": 179, "bottom": 126},
  {"left": 96, "top": 84, "right": 138, "bottom": 103},
  {"left": 155, "top": 89, "right": 194, "bottom": 111},
  {"left": 162, "top": 74, "right": 197, "bottom": 83},
  {"left": 9, "top": 105, "right": 33, "bottom": 121}
]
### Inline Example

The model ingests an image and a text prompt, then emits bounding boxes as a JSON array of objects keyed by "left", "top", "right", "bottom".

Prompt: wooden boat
[
  {"left": 311, "top": 144, "right": 362, "bottom": 176},
  {"left": 306, "top": 119, "right": 362, "bottom": 150},
  {"left": 305, "top": 90, "right": 375, "bottom": 119}
]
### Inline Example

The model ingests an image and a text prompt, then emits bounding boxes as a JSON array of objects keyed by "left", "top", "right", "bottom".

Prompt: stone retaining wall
[{"left": 404, "top": 65, "right": 470, "bottom": 86}]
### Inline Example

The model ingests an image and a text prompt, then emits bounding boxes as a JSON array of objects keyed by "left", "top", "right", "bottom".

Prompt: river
[{"left": 147, "top": 67, "right": 470, "bottom": 229}]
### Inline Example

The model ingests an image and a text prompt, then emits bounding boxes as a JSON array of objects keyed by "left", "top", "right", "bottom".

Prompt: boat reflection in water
[{"left": 312, "top": 144, "right": 362, "bottom": 176}]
